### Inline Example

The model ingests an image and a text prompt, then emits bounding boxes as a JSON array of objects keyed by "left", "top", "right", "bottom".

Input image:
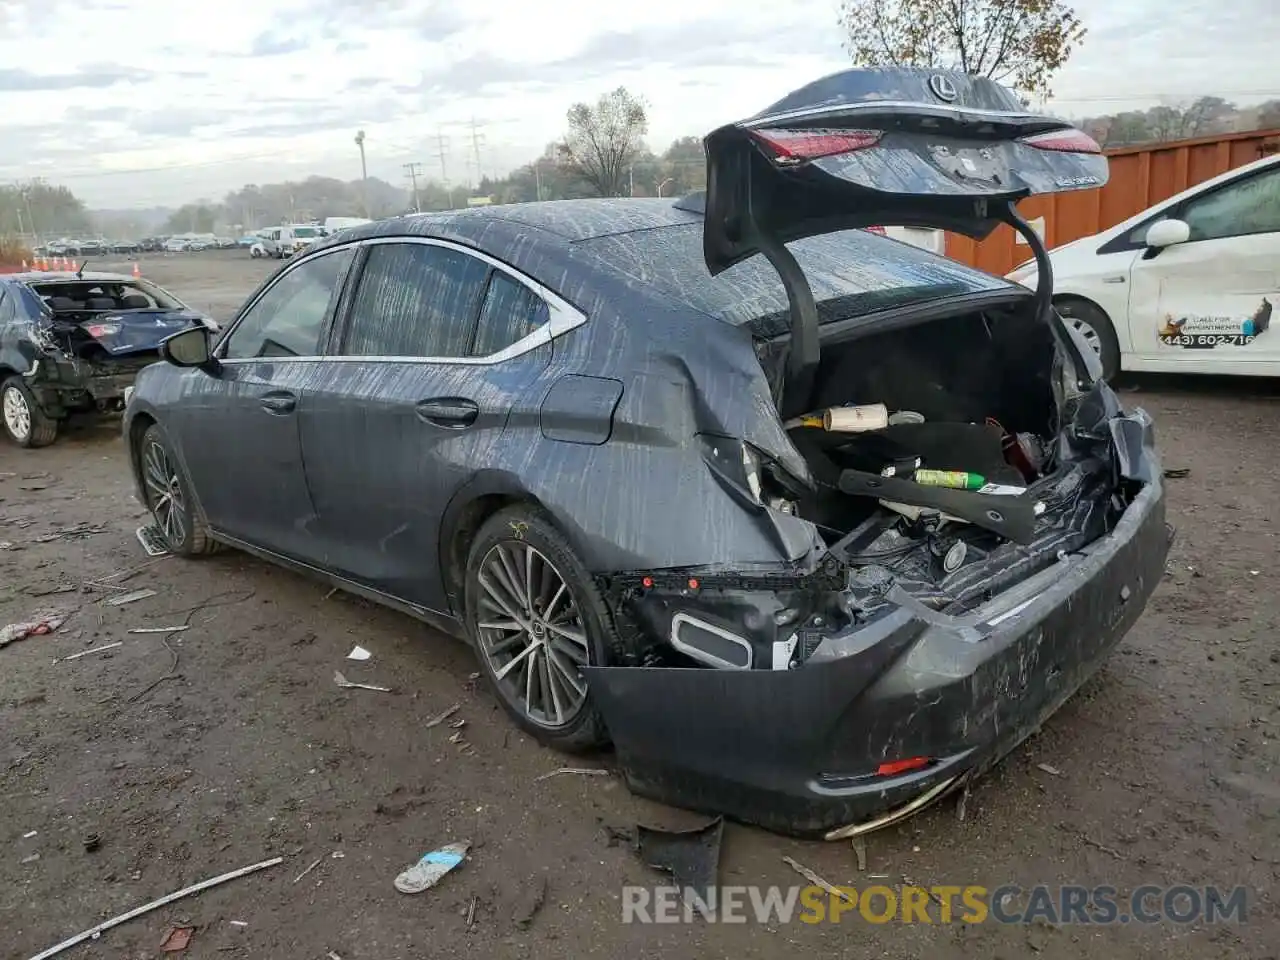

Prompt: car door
[
  {"left": 174, "top": 246, "right": 356, "bottom": 558},
  {"left": 297, "top": 237, "right": 556, "bottom": 614},
  {"left": 1126, "top": 165, "right": 1280, "bottom": 369}
]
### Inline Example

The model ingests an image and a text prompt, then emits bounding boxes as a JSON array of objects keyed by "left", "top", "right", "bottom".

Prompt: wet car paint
[{"left": 122, "top": 68, "right": 1167, "bottom": 837}]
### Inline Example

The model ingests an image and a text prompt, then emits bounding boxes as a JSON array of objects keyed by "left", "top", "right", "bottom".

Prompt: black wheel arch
[{"left": 438, "top": 473, "right": 596, "bottom": 619}]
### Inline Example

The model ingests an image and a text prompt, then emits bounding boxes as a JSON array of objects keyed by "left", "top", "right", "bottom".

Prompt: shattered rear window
[{"left": 576, "top": 223, "right": 1011, "bottom": 336}]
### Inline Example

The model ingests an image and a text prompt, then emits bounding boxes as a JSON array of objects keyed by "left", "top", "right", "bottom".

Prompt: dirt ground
[{"left": 2, "top": 250, "right": 1277, "bottom": 959}]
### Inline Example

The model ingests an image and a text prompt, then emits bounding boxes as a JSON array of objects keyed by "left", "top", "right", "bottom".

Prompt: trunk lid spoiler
[
  {"left": 78, "top": 309, "right": 208, "bottom": 357},
  {"left": 697, "top": 67, "right": 1109, "bottom": 410}
]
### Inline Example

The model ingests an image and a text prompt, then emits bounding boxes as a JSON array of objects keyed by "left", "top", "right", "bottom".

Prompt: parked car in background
[
  {"left": 122, "top": 68, "right": 1170, "bottom": 839},
  {"left": 163, "top": 237, "right": 190, "bottom": 252},
  {"left": 112, "top": 239, "right": 141, "bottom": 255},
  {"left": 215, "top": 236, "right": 237, "bottom": 249},
  {"left": 1, "top": 268, "right": 217, "bottom": 446},
  {"left": 140, "top": 237, "right": 164, "bottom": 252},
  {"left": 1009, "top": 152, "right": 1280, "bottom": 379},
  {"left": 237, "top": 235, "right": 260, "bottom": 248}
]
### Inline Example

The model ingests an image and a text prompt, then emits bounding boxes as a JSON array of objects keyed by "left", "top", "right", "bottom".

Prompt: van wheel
[
  {"left": 1056, "top": 299, "right": 1120, "bottom": 381},
  {"left": 464, "top": 506, "right": 613, "bottom": 752},
  {"left": 1, "top": 376, "right": 58, "bottom": 448}
]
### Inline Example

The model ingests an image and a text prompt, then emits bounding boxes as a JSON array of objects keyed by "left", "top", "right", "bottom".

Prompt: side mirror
[
  {"left": 1145, "top": 218, "right": 1191, "bottom": 249},
  {"left": 160, "top": 325, "right": 219, "bottom": 373}
]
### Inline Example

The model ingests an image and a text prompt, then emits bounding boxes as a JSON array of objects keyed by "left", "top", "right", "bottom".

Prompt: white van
[
  {"left": 322, "top": 216, "right": 372, "bottom": 236},
  {"left": 278, "top": 224, "right": 323, "bottom": 258}
]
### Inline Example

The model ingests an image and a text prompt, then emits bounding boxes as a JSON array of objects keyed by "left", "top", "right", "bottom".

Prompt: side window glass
[
  {"left": 0, "top": 289, "right": 13, "bottom": 324},
  {"left": 471, "top": 271, "right": 549, "bottom": 357},
  {"left": 1182, "top": 169, "right": 1280, "bottom": 242},
  {"left": 223, "top": 249, "right": 354, "bottom": 359},
  {"left": 342, "top": 243, "right": 488, "bottom": 358}
]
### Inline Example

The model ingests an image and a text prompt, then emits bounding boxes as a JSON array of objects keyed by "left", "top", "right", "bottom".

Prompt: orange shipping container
[{"left": 945, "top": 128, "right": 1280, "bottom": 277}]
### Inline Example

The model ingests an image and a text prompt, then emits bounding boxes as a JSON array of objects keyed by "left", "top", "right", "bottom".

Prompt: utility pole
[
  {"left": 403, "top": 161, "right": 423, "bottom": 213},
  {"left": 469, "top": 117, "right": 485, "bottom": 190},
  {"left": 354, "top": 129, "right": 368, "bottom": 216},
  {"left": 436, "top": 131, "right": 452, "bottom": 208}
]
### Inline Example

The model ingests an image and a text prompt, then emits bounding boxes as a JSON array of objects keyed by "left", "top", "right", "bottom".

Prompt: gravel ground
[{"left": 1, "top": 251, "right": 1277, "bottom": 959}]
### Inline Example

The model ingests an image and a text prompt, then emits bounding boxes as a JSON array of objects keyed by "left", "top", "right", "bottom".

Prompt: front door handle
[
  {"left": 416, "top": 397, "right": 479, "bottom": 428},
  {"left": 260, "top": 391, "right": 297, "bottom": 414}
]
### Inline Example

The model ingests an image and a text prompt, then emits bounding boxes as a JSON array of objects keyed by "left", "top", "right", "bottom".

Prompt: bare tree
[
  {"left": 557, "top": 87, "right": 648, "bottom": 198},
  {"left": 839, "top": 0, "right": 1086, "bottom": 99}
]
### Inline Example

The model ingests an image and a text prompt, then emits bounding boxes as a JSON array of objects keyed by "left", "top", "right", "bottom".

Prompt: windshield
[
  {"left": 577, "top": 223, "right": 1011, "bottom": 336},
  {"left": 30, "top": 278, "right": 186, "bottom": 311},
  {"left": 293, "top": 227, "right": 318, "bottom": 238}
]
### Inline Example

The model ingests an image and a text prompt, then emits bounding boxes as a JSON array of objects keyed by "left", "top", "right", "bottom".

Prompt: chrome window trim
[{"left": 216, "top": 235, "right": 585, "bottom": 367}]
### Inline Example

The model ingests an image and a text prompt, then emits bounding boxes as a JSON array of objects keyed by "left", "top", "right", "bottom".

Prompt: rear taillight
[
  {"left": 863, "top": 226, "right": 887, "bottom": 235},
  {"left": 751, "top": 128, "right": 883, "bottom": 162},
  {"left": 1020, "top": 129, "right": 1102, "bottom": 154}
]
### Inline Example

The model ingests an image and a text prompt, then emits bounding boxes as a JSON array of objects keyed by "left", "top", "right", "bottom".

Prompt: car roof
[
  {"left": 336, "top": 197, "right": 705, "bottom": 246},
  {"left": 5, "top": 271, "right": 138, "bottom": 284}
]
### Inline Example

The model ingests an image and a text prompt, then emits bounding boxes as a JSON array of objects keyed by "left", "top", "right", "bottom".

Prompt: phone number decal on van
[{"left": 1159, "top": 333, "right": 1255, "bottom": 348}]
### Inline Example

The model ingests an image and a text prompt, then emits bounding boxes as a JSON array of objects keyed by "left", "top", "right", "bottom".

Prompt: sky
[{"left": 0, "top": 0, "right": 1277, "bottom": 209}]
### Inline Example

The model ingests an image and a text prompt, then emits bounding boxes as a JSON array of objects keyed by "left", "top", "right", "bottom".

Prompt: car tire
[
  {"left": 1055, "top": 298, "right": 1121, "bottom": 381},
  {"left": 1, "top": 376, "right": 58, "bottom": 448},
  {"left": 464, "top": 505, "right": 613, "bottom": 752},
  {"left": 138, "top": 423, "right": 221, "bottom": 556}
]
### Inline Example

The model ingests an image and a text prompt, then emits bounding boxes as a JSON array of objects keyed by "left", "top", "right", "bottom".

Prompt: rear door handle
[
  {"left": 260, "top": 391, "right": 297, "bottom": 414},
  {"left": 416, "top": 397, "right": 479, "bottom": 428}
]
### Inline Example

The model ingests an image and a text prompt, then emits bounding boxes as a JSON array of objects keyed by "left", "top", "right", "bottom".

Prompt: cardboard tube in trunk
[{"left": 823, "top": 403, "right": 889, "bottom": 433}]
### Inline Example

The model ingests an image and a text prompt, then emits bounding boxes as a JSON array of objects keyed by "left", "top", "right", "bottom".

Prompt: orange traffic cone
[
  {"left": 132, "top": 262, "right": 141, "bottom": 278},
  {"left": 38, "top": 257, "right": 47, "bottom": 271}
]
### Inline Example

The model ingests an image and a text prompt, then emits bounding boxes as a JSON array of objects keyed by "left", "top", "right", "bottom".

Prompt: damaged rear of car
[
  {"left": 577, "top": 68, "right": 1172, "bottom": 837},
  {"left": 0, "top": 271, "right": 216, "bottom": 447}
]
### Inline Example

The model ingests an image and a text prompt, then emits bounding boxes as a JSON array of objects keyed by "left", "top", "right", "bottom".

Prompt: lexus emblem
[{"left": 929, "top": 74, "right": 959, "bottom": 103}]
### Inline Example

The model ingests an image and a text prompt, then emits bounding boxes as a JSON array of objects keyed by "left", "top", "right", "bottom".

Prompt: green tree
[
  {"left": 163, "top": 204, "right": 218, "bottom": 234},
  {"left": 0, "top": 180, "right": 91, "bottom": 238},
  {"left": 661, "top": 137, "right": 706, "bottom": 195},
  {"left": 838, "top": 0, "right": 1086, "bottom": 99},
  {"left": 557, "top": 87, "right": 649, "bottom": 197}
]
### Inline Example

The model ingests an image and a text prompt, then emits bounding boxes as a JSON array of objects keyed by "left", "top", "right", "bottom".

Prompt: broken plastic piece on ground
[
  {"left": 1163, "top": 468, "right": 1191, "bottom": 479},
  {"left": 159, "top": 926, "right": 194, "bottom": 952},
  {"left": 394, "top": 841, "right": 471, "bottom": 895},
  {"left": 136, "top": 525, "right": 171, "bottom": 557},
  {"left": 783, "top": 855, "right": 851, "bottom": 902},
  {"left": 534, "top": 766, "right": 611, "bottom": 782},
  {"left": 333, "top": 670, "right": 390, "bottom": 693},
  {"left": 1, "top": 614, "right": 67, "bottom": 647},
  {"left": 128, "top": 625, "right": 189, "bottom": 634},
  {"left": 636, "top": 817, "right": 724, "bottom": 904},
  {"left": 346, "top": 645, "right": 371, "bottom": 661},
  {"left": 24, "top": 856, "right": 282, "bottom": 960},
  {"left": 53, "top": 641, "right": 122, "bottom": 664},
  {"left": 424, "top": 703, "right": 460, "bottom": 727},
  {"left": 107, "top": 588, "right": 157, "bottom": 606}
]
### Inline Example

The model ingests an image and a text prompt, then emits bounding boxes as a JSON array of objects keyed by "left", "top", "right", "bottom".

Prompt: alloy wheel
[
  {"left": 2, "top": 385, "right": 31, "bottom": 442},
  {"left": 1066, "top": 315, "right": 1104, "bottom": 357},
  {"left": 142, "top": 440, "right": 187, "bottom": 547},
  {"left": 475, "top": 542, "right": 591, "bottom": 729}
]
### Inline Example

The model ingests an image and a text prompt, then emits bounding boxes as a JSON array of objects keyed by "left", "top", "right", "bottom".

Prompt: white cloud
[{"left": 0, "top": 0, "right": 1275, "bottom": 207}]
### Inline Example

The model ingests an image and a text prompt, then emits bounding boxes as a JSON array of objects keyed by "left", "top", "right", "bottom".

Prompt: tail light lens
[
  {"left": 751, "top": 128, "right": 883, "bottom": 162},
  {"left": 84, "top": 323, "right": 122, "bottom": 338},
  {"left": 1020, "top": 129, "right": 1102, "bottom": 155},
  {"left": 863, "top": 226, "right": 887, "bottom": 235}
]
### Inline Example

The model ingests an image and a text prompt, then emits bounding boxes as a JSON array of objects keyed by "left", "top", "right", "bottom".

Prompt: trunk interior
[{"left": 763, "top": 302, "right": 1118, "bottom": 615}]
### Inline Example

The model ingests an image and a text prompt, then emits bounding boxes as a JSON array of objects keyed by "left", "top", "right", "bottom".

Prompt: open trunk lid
[
  {"left": 70, "top": 309, "right": 207, "bottom": 357},
  {"left": 701, "top": 67, "right": 1107, "bottom": 275}
]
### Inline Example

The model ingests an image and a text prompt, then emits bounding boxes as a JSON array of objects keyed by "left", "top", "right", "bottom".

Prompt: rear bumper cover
[{"left": 583, "top": 474, "right": 1170, "bottom": 838}]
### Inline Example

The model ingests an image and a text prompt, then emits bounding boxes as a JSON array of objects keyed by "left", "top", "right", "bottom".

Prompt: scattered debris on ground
[
  {"left": 1163, "top": 468, "right": 1191, "bottom": 479},
  {"left": 333, "top": 670, "right": 391, "bottom": 693},
  {"left": 783, "top": 856, "right": 852, "bottom": 904},
  {"left": 535, "top": 766, "right": 611, "bottom": 783},
  {"left": 852, "top": 836, "right": 868, "bottom": 871},
  {"left": 1, "top": 613, "right": 68, "bottom": 648},
  {"left": 24, "top": 856, "right": 282, "bottom": 960},
  {"left": 424, "top": 704, "right": 460, "bottom": 728},
  {"left": 347, "top": 645, "right": 371, "bottom": 661},
  {"left": 511, "top": 875, "right": 547, "bottom": 929},
  {"left": 128, "top": 625, "right": 189, "bottom": 634},
  {"left": 293, "top": 856, "right": 323, "bottom": 884},
  {"left": 393, "top": 841, "right": 470, "bottom": 895},
  {"left": 135, "top": 525, "right": 170, "bottom": 557},
  {"left": 1037, "top": 763, "right": 1062, "bottom": 777},
  {"left": 159, "top": 926, "right": 194, "bottom": 952},
  {"left": 106, "top": 588, "right": 157, "bottom": 606},
  {"left": 53, "top": 641, "right": 121, "bottom": 664},
  {"left": 636, "top": 817, "right": 724, "bottom": 903}
]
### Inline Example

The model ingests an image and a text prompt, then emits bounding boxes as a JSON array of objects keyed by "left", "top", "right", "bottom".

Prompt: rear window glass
[
  {"left": 576, "top": 224, "right": 1010, "bottom": 336},
  {"left": 29, "top": 279, "right": 184, "bottom": 311}
]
